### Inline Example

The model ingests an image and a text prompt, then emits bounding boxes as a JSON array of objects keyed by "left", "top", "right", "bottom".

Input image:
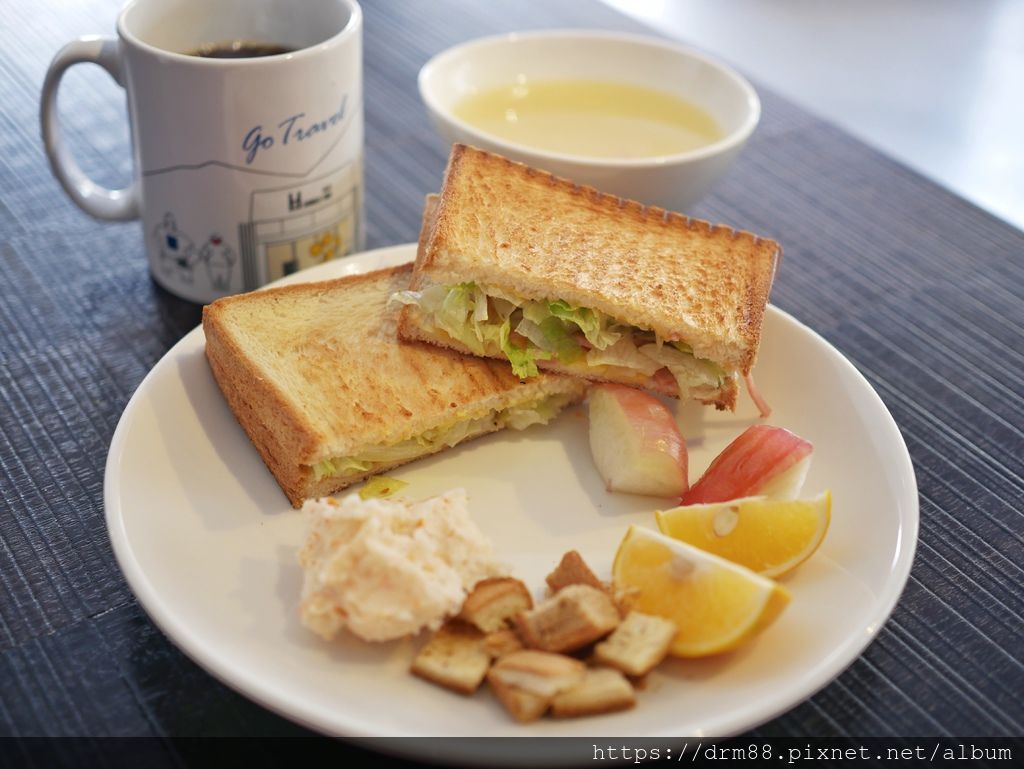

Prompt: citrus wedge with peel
[
  {"left": 655, "top": 491, "right": 831, "bottom": 579},
  {"left": 612, "top": 525, "right": 790, "bottom": 657}
]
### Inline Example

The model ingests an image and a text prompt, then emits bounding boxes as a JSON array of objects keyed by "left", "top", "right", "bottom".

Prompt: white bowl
[{"left": 419, "top": 30, "right": 760, "bottom": 212}]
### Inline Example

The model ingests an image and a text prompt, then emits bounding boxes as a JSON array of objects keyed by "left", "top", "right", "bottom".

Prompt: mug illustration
[
  {"left": 309, "top": 230, "right": 340, "bottom": 264},
  {"left": 152, "top": 212, "right": 198, "bottom": 284},
  {"left": 200, "top": 234, "right": 236, "bottom": 290},
  {"left": 146, "top": 160, "right": 361, "bottom": 298},
  {"left": 139, "top": 98, "right": 362, "bottom": 299},
  {"left": 238, "top": 161, "right": 361, "bottom": 287}
]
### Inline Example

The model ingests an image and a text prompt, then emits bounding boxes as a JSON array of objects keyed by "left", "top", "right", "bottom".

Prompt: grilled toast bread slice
[
  {"left": 399, "top": 145, "right": 779, "bottom": 408},
  {"left": 204, "top": 263, "right": 586, "bottom": 506}
]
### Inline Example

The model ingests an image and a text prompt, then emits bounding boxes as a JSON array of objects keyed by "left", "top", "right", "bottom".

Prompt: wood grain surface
[{"left": 0, "top": 0, "right": 1021, "bottom": 755}]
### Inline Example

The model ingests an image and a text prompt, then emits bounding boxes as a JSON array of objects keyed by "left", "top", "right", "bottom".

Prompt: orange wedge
[
  {"left": 612, "top": 526, "right": 790, "bottom": 657},
  {"left": 655, "top": 491, "right": 831, "bottom": 578}
]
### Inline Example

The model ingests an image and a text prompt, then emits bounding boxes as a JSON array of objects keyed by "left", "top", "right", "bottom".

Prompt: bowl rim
[{"left": 418, "top": 29, "right": 761, "bottom": 169}]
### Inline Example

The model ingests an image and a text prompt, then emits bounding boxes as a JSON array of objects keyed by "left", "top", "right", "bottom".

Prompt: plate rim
[{"left": 104, "top": 243, "right": 919, "bottom": 742}]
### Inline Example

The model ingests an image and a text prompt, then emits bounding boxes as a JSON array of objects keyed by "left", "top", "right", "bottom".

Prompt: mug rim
[
  {"left": 419, "top": 29, "right": 761, "bottom": 170},
  {"left": 116, "top": 0, "right": 362, "bottom": 66}
]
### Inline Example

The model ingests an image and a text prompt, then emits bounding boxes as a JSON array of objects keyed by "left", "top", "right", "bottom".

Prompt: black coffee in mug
[{"left": 189, "top": 40, "right": 295, "bottom": 58}]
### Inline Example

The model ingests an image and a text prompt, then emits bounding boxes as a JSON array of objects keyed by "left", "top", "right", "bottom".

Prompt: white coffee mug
[{"left": 41, "top": 0, "right": 365, "bottom": 304}]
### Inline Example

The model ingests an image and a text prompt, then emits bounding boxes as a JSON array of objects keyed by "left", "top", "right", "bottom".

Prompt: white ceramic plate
[{"left": 105, "top": 244, "right": 918, "bottom": 746}]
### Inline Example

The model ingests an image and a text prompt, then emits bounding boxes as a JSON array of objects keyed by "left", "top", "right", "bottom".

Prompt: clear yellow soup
[{"left": 452, "top": 79, "right": 722, "bottom": 158}]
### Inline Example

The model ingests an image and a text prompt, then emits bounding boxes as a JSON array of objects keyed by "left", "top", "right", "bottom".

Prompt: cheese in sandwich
[{"left": 396, "top": 145, "right": 780, "bottom": 412}]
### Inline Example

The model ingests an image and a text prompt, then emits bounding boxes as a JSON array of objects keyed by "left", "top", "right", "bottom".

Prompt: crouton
[
  {"left": 514, "top": 584, "right": 620, "bottom": 653},
  {"left": 551, "top": 668, "right": 637, "bottom": 718},
  {"left": 488, "top": 650, "right": 586, "bottom": 698},
  {"left": 545, "top": 550, "right": 606, "bottom": 594},
  {"left": 487, "top": 650, "right": 587, "bottom": 723},
  {"left": 593, "top": 611, "right": 678, "bottom": 677},
  {"left": 487, "top": 674, "right": 550, "bottom": 723},
  {"left": 460, "top": 577, "right": 534, "bottom": 633},
  {"left": 411, "top": 621, "right": 490, "bottom": 694}
]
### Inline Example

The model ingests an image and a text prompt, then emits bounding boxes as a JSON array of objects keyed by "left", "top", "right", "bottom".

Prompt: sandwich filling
[
  {"left": 393, "top": 283, "right": 731, "bottom": 398},
  {"left": 310, "top": 392, "right": 575, "bottom": 482}
]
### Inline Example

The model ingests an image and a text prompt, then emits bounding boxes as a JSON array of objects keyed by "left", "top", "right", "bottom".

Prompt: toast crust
[
  {"left": 203, "top": 263, "right": 586, "bottom": 507},
  {"left": 407, "top": 144, "right": 780, "bottom": 376}
]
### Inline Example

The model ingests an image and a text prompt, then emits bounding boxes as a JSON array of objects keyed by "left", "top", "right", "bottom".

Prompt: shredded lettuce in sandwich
[
  {"left": 392, "top": 283, "right": 727, "bottom": 394},
  {"left": 309, "top": 392, "right": 574, "bottom": 482},
  {"left": 313, "top": 457, "right": 372, "bottom": 479}
]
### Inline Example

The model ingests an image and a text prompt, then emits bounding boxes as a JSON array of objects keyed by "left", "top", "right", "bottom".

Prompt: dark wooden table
[{"left": 1, "top": 0, "right": 1021, "bottom": 760}]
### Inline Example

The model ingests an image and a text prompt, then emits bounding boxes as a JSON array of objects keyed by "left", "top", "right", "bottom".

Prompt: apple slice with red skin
[
  {"left": 681, "top": 425, "right": 812, "bottom": 505},
  {"left": 588, "top": 384, "right": 688, "bottom": 498}
]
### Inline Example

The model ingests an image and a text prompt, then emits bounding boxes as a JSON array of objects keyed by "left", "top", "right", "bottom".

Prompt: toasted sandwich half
[
  {"left": 203, "top": 263, "right": 587, "bottom": 507},
  {"left": 395, "top": 145, "right": 781, "bottom": 411}
]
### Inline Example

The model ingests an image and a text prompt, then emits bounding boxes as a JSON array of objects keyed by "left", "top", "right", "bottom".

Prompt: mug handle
[{"left": 40, "top": 36, "right": 140, "bottom": 221}]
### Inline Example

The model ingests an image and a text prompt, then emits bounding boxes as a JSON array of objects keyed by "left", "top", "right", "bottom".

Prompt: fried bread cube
[
  {"left": 545, "top": 550, "right": 606, "bottom": 594},
  {"left": 460, "top": 577, "right": 534, "bottom": 633},
  {"left": 551, "top": 668, "right": 637, "bottom": 718},
  {"left": 593, "top": 611, "right": 678, "bottom": 677},
  {"left": 487, "top": 650, "right": 587, "bottom": 723},
  {"left": 514, "top": 584, "right": 620, "bottom": 653},
  {"left": 411, "top": 621, "right": 490, "bottom": 694}
]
